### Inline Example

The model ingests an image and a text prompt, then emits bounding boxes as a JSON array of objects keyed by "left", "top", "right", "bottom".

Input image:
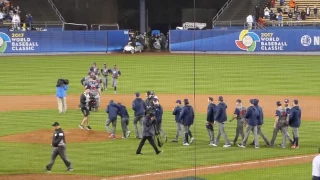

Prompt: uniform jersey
[
  {"left": 86, "top": 81, "right": 100, "bottom": 95},
  {"left": 276, "top": 107, "right": 287, "bottom": 121},
  {"left": 101, "top": 68, "right": 111, "bottom": 76},
  {"left": 112, "top": 68, "right": 121, "bottom": 78},
  {"left": 234, "top": 106, "right": 247, "bottom": 120}
]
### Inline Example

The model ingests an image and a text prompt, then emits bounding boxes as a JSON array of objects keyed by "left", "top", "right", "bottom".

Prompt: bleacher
[{"left": 265, "top": 0, "right": 320, "bottom": 25}]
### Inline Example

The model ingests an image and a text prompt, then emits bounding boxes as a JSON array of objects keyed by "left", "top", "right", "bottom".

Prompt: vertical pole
[{"left": 140, "top": 0, "right": 146, "bottom": 33}]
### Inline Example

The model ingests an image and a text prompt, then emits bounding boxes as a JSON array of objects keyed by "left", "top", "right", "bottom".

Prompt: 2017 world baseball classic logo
[
  {"left": 235, "top": 30, "right": 260, "bottom": 52},
  {"left": 0, "top": 32, "right": 11, "bottom": 53}
]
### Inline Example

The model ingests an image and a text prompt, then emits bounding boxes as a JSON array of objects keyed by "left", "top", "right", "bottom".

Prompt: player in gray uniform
[
  {"left": 86, "top": 76, "right": 101, "bottom": 110},
  {"left": 278, "top": 99, "right": 294, "bottom": 146},
  {"left": 111, "top": 64, "right": 121, "bottom": 94},
  {"left": 270, "top": 101, "right": 290, "bottom": 148},
  {"left": 230, "top": 99, "right": 246, "bottom": 145},
  {"left": 100, "top": 63, "right": 112, "bottom": 91}
]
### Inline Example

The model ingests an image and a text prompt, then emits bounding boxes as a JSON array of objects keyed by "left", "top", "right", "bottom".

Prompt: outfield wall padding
[
  {"left": 169, "top": 29, "right": 320, "bottom": 52},
  {"left": 0, "top": 30, "right": 129, "bottom": 53}
]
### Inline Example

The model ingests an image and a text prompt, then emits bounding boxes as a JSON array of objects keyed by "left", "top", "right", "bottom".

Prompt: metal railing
[
  {"left": 62, "top": 23, "right": 88, "bottom": 31},
  {"left": 212, "top": 0, "right": 233, "bottom": 26},
  {"left": 48, "top": 0, "right": 65, "bottom": 22},
  {"left": 91, "top": 23, "right": 119, "bottom": 30}
]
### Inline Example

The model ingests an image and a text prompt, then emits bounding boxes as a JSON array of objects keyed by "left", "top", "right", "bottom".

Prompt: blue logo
[{"left": 0, "top": 32, "right": 11, "bottom": 53}]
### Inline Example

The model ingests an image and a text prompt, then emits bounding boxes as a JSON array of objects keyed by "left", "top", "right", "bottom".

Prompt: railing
[
  {"left": 62, "top": 23, "right": 88, "bottom": 31},
  {"left": 48, "top": 0, "right": 65, "bottom": 22},
  {"left": 91, "top": 24, "right": 119, "bottom": 30},
  {"left": 213, "top": 21, "right": 245, "bottom": 27},
  {"left": 212, "top": 0, "right": 233, "bottom": 26}
]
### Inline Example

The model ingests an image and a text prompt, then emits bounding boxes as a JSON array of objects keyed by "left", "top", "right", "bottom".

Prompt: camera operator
[{"left": 56, "top": 79, "right": 69, "bottom": 113}]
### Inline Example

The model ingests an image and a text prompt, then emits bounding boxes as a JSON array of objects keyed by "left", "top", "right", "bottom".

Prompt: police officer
[
  {"left": 132, "top": 92, "right": 146, "bottom": 139},
  {"left": 136, "top": 113, "right": 163, "bottom": 155},
  {"left": 118, "top": 102, "right": 131, "bottom": 139},
  {"left": 238, "top": 99, "right": 259, "bottom": 148},
  {"left": 230, "top": 99, "right": 246, "bottom": 146},
  {"left": 289, "top": 100, "right": 301, "bottom": 149},
  {"left": 46, "top": 122, "right": 73, "bottom": 172},
  {"left": 178, "top": 99, "right": 195, "bottom": 146},
  {"left": 214, "top": 96, "right": 231, "bottom": 147},
  {"left": 206, "top": 97, "right": 216, "bottom": 146}
]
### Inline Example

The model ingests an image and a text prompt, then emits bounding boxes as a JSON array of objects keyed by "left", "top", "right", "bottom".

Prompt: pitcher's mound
[{"left": 0, "top": 129, "right": 112, "bottom": 144}]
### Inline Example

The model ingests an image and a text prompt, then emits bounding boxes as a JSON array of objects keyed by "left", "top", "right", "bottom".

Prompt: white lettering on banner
[
  {"left": 260, "top": 33, "right": 287, "bottom": 51},
  {"left": 10, "top": 33, "right": 39, "bottom": 51},
  {"left": 314, "top": 36, "right": 320, "bottom": 45}
]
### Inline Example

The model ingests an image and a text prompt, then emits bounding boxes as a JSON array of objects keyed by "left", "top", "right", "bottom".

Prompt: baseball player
[
  {"left": 80, "top": 72, "right": 94, "bottom": 86},
  {"left": 145, "top": 91, "right": 154, "bottom": 114},
  {"left": 279, "top": 99, "right": 294, "bottom": 146},
  {"left": 178, "top": 99, "right": 195, "bottom": 146},
  {"left": 289, "top": 100, "right": 301, "bottom": 149},
  {"left": 85, "top": 76, "right": 101, "bottom": 110},
  {"left": 238, "top": 99, "right": 259, "bottom": 148},
  {"left": 172, "top": 100, "right": 183, "bottom": 142},
  {"left": 111, "top": 64, "right": 121, "bottom": 94},
  {"left": 45, "top": 122, "right": 73, "bottom": 172},
  {"left": 90, "top": 62, "right": 98, "bottom": 72},
  {"left": 270, "top": 101, "right": 290, "bottom": 148},
  {"left": 214, "top": 96, "right": 231, "bottom": 147},
  {"left": 132, "top": 92, "right": 146, "bottom": 139},
  {"left": 153, "top": 98, "right": 167, "bottom": 142},
  {"left": 250, "top": 99, "right": 270, "bottom": 146},
  {"left": 117, "top": 103, "right": 131, "bottom": 139},
  {"left": 106, "top": 100, "right": 119, "bottom": 139},
  {"left": 78, "top": 87, "right": 92, "bottom": 130},
  {"left": 206, "top": 97, "right": 216, "bottom": 146},
  {"left": 100, "top": 63, "right": 112, "bottom": 91},
  {"left": 230, "top": 99, "right": 246, "bottom": 146}
]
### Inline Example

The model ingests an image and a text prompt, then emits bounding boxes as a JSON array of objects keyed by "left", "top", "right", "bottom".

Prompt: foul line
[{"left": 103, "top": 154, "right": 315, "bottom": 180}]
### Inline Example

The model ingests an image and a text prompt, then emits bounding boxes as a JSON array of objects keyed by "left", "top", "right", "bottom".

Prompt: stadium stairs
[{"left": 13, "top": 0, "right": 61, "bottom": 23}]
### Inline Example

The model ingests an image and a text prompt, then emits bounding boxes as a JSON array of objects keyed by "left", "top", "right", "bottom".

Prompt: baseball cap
[
  {"left": 209, "top": 97, "right": 213, "bottom": 101},
  {"left": 135, "top": 92, "right": 140, "bottom": 97},
  {"left": 184, "top": 99, "right": 189, "bottom": 104},
  {"left": 253, "top": 99, "right": 259, "bottom": 105},
  {"left": 218, "top": 96, "right": 224, "bottom": 101},
  {"left": 52, "top": 122, "right": 59, "bottom": 126},
  {"left": 276, "top": 101, "right": 282, "bottom": 106},
  {"left": 293, "top": 99, "right": 299, "bottom": 104},
  {"left": 176, "top": 100, "right": 181, "bottom": 104},
  {"left": 236, "top": 99, "right": 241, "bottom": 103},
  {"left": 284, "top": 99, "right": 289, "bottom": 103},
  {"left": 250, "top": 99, "right": 254, "bottom": 104}
]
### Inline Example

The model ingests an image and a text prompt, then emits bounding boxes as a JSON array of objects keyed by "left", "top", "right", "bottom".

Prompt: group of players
[
  {"left": 204, "top": 97, "right": 302, "bottom": 149},
  {"left": 76, "top": 62, "right": 302, "bottom": 150}
]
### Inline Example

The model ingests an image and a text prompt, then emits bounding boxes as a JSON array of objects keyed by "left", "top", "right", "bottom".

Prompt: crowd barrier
[
  {"left": 0, "top": 30, "right": 129, "bottom": 53},
  {"left": 169, "top": 29, "right": 320, "bottom": 52}
]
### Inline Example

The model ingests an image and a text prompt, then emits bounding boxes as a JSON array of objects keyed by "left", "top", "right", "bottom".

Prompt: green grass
[
  {"left": 0, "top": 109, "right": 319, "bottom": 177},
  {"left": 199, "top": 163, "right": 312, "bottom": 180},
  {"left": 0, "top": 55, "right": 319, "bottom": 95}
]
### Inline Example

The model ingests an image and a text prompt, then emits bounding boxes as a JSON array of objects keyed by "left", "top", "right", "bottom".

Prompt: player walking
[
  {"left": 117, "top": 103, "right": 131, "bottom": 139},
  {"left": 206, "top": 97, "right": 216, "bottom": 146},
  {"left": 100, "top": 63, "right": 111, "bottom": 91},
  {"left": 214, "top": 96, "right": 231, "bottom": 147},
  {"left": 289, "top": 100, "right": 301, "bottom": 149},
  {"left": 106, "top": 100, "right": 119, "bottom": 139},
  {"left": 230, "top": 99, "right": 246, "bottom": 146},
  {"left": 153, "top": 98, "right": 167, "bottom": 142},
  {"left": 172, "top": 100, "right": 183, "bottom": 142},
  {"left": 78, "top": 87, "right": 92, "bottom": 130},
  {"left": 111, "top": 64, "right": 121, "bottom": 94},
  {"left": 132, "top": 92, "right": 146, "bottom": 139},
  {"left": 178, "top": 99, "right": 195, "bottom": 146},
  {"left": 270, "top": 101, "right": 290, "bottom": 148}
]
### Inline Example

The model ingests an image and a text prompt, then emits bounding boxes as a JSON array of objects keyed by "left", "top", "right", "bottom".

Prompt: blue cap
[
  {"left": 284, "top": 99, "right": 289, "bottom": 103},
  {"left": 250, "top": 99, "right": 254, "bottom": 104},
  {"left": 253, "top": 99, "right": 259, "bottom": 105},
  {"left": 236, "top": 99, "right": 241, "bottom": 103},
  {"left": 135, "top": 92, "right": 140, "bottom": 97},
  {"left": 52, "top": 122, "right": 59, "bottom": 126},
  {"left": 218, "top": 96, "right": 223, "bottom": 101},
  {"left": 293, "top": 99, "right": 298, "bottom": 104},
  {"left": 276, "top": 101, "right": 282, "bottom": 106},
  {"left": 176, "top": 100, "right": 181, "bottom": 104}
]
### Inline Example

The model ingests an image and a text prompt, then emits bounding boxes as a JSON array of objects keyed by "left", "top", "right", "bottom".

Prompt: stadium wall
[
  {"left": 0, "top": 30, "right": 129, "bottom": 53},
  {"left": 169, "top": 29, "right": 320, "bottom": 52}
]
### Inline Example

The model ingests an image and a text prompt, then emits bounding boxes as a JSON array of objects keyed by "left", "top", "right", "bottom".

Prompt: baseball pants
[
  {"left": 292, "top": 127, "right": 299, "bottom": 138},
  {"left": 112, "top": 78, "right": 118, "bottom": 87},
  {"left": 121, "top": 118, "right": 130, "bottom": 138},
  {"left": 173, "top": 122, "right": 182, "bottom": 141},
  {"left": 57, "top": 97, "right": 67, "bottom": 113},
  {"left": 155, "top": 122, "right": 166, "bottom": 138},
  {"left": 216, "top": 122, "right": 231, "bottom": 145},
  {"left": 270, "top": 126, "right": 289, "bottom": 147},
  {"left": 233, "top": 119, "right": 244, "bottom": 144},
  {"left": 134, "top": 115, "right": 144, "bottom": 138},
  {"left": 46, "top": 145, "right": 72, "bottom": 170},
  {"left": 242, "top": 125, "right": 259, "bottom": 147},
  {"left": 102, "top": 76, "right": 108, "bottom": 89},
  {"left": 183, "top": 125, "right": 192, "bottom": 143},
  {"left": 206, "top": 122, "right": 215, "bottom": 144},
  {"left": 106, "top": 119, "right": 117, "bottom": 135}
]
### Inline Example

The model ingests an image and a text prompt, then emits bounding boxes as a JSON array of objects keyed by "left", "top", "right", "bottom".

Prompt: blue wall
[
  {"left": 0, "top": 30, "right": 129, "bottom": 53},
  {"left": 169, "top": 29, "right": 320, "bottom": 52}
]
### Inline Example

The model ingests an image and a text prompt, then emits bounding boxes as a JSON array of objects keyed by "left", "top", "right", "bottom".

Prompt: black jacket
[
  {"left": 207, "top": 103, "right": 216, "bottom": 122},
  {"left": 52, "top": 128, "right": 66, "bottom": 147},
  {"left": 79, "top": 93, "right": 87, "bottom": 108}
]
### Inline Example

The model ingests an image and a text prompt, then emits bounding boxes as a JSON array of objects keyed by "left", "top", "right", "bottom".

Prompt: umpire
[
  {"left": 46, "top": 122, "right": 73, "bottom": 172},
  {"left": 136, "top": 113, "right": 163, "bottom": 155}
]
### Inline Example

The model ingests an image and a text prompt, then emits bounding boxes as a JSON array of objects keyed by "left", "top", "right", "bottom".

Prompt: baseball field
[{"left": 0, "top": 53, "right": 319, "bottom": 180}]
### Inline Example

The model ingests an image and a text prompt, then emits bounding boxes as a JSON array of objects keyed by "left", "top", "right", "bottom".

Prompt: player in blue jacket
[
  {"left": 207, "top": 97, "right": 216, "bottom": 146},
  {"left": 153, "top": 98, "right": 167, "bottom": 142},
  {"left": 106, "top": 100, "right": 119, "bottom": 139},
  {"left": 118, "top": 103, "right": 130, "bottom": 139},
  {"left": 172, "top": 100, "right": 183, "bottom": 142},
  {"left": 238, "top": 99, "right": 259, "bottom": 148},
  {"left": 132, "top": 92, "right": 147, "bottom": 139},
  {"left": 289, "top": 100, "right": 301, "bottom": 149},
  {"left": 178, "top": 99, "right": 195, "bottom": 146},
  {"left": 214, "top": 96, "right": 231, "bottom": 147},
  {"left": 250, "top": 99, "right": 270, "bottom": 146}
]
